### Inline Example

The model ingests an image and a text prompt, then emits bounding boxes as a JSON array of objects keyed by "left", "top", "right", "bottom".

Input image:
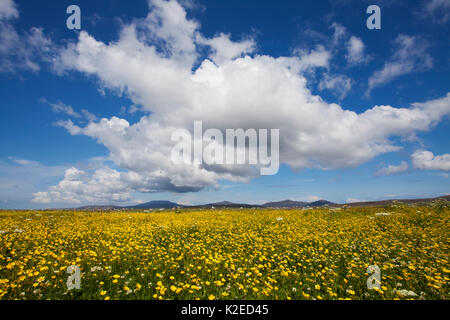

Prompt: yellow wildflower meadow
[{"left": 0, "top": 206, "right": 448, "bottom": 300}]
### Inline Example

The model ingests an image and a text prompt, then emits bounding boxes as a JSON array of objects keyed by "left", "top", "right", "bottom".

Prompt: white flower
[
  {"left": 276, "top": 217, "right": 283, "bottom": 221},
  {"left": 90, "top": 266, "right": 103, "bottom": 272},
  {"left": 392, "top": 289, "right": 418, "bottom": 297}
]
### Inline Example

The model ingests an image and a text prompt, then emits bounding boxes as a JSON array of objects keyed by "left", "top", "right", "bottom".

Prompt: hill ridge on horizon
[{"left": 66, "top": 195, "right": 450, "bottom": 210}]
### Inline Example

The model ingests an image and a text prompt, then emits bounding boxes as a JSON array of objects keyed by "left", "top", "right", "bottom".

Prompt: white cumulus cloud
[
  {"left": 33, "top": 0, "right": 450, "bottom": 204},
  {"left": 411, "top": 150, "right": 450, "bottom": 171},
  {"left": 32, "top": 167, "right": 133, "bottom": 204}
]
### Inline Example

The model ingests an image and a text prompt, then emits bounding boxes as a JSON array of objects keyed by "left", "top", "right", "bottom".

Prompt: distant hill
[
  {"left": 72, "top": 195, "right": 449, "bottom": 211},
  {"left": 76, "top": 205, "right": 122, "bottom": 210},
  {"left": 310, "top": 200, "right": 335, "bottom": 207},
  {"left": 126, "top": 200, "right": 180, "bottom": 209},
  {"left": 262, "top": 200, "right": 308, "bottom": 208},
  {"left": 262, "top": 199, "right": 335, "bottom": 208},
  {"left": 190, "top": 201, "right": 262, "bottom": 209},
  {"left": 344, "top": 195, "right": 450, "bottom": 207}
]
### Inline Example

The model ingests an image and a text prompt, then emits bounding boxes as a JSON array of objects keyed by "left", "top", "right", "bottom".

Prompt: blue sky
[{"left": 0, "top": 0, "right": 449, "bottom": 208}]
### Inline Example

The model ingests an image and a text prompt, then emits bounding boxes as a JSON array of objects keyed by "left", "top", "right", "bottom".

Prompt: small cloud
[
  {"left": 119, "top": 104, "right": 141, "bottom": 115},
  {"left": 41, "top": 98, "right": 97, "bottom": 122},
  {"left": 293, "top": 45, "right": 331, "bottom": 71},
  {"left": 422, "top": 0, "right": 450, "bottom": 24},
  {"left": 346, "top": 36, "right": 370, "bottom": 65},
  {"left": 32, "top": 191, "right": 51, "bottom": 203},
  {"left": 367, "top": 35, "right": 432, "bottom": 95},
  {"left": 0, "top": 2, "right": 54, "bottom": 74},
  {"left": 177, "top": 200, "right": 192, "bottom": 206},
  {"left": 375, "top": 161, "right": 408, "bottom": 176},
  {"left": 85, "top": 13, "right": 104, "bottom": 27},
  {"left": 346, "top": 198, "right": 367, "bottom": 203},
  {"left": 330, "top": 22, "right": 347, "bottom": 46},
  {"left": 412, "top": 150, "right": 450, "bottom": 171},
  {"left": 295, "top": 195, "right": 321, "bottom": 202},
  {"left": 319, "top": 73, "right": 353, "bottom": 99},
  {"left": 8, "top": 157, "right": 40, "bottom": 167},
  {"left": 49, "top": 101, "right": 81, "bottom": 118}
]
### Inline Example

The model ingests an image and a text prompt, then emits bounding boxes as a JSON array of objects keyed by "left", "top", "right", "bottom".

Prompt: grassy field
[{"left": 0, "top": 205, "right": 448, "bottom": 300}]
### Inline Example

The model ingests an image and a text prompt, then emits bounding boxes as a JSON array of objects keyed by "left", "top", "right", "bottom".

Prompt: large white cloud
[{"left": 34, "top": 0, "right": 450, "bottom": 204}]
